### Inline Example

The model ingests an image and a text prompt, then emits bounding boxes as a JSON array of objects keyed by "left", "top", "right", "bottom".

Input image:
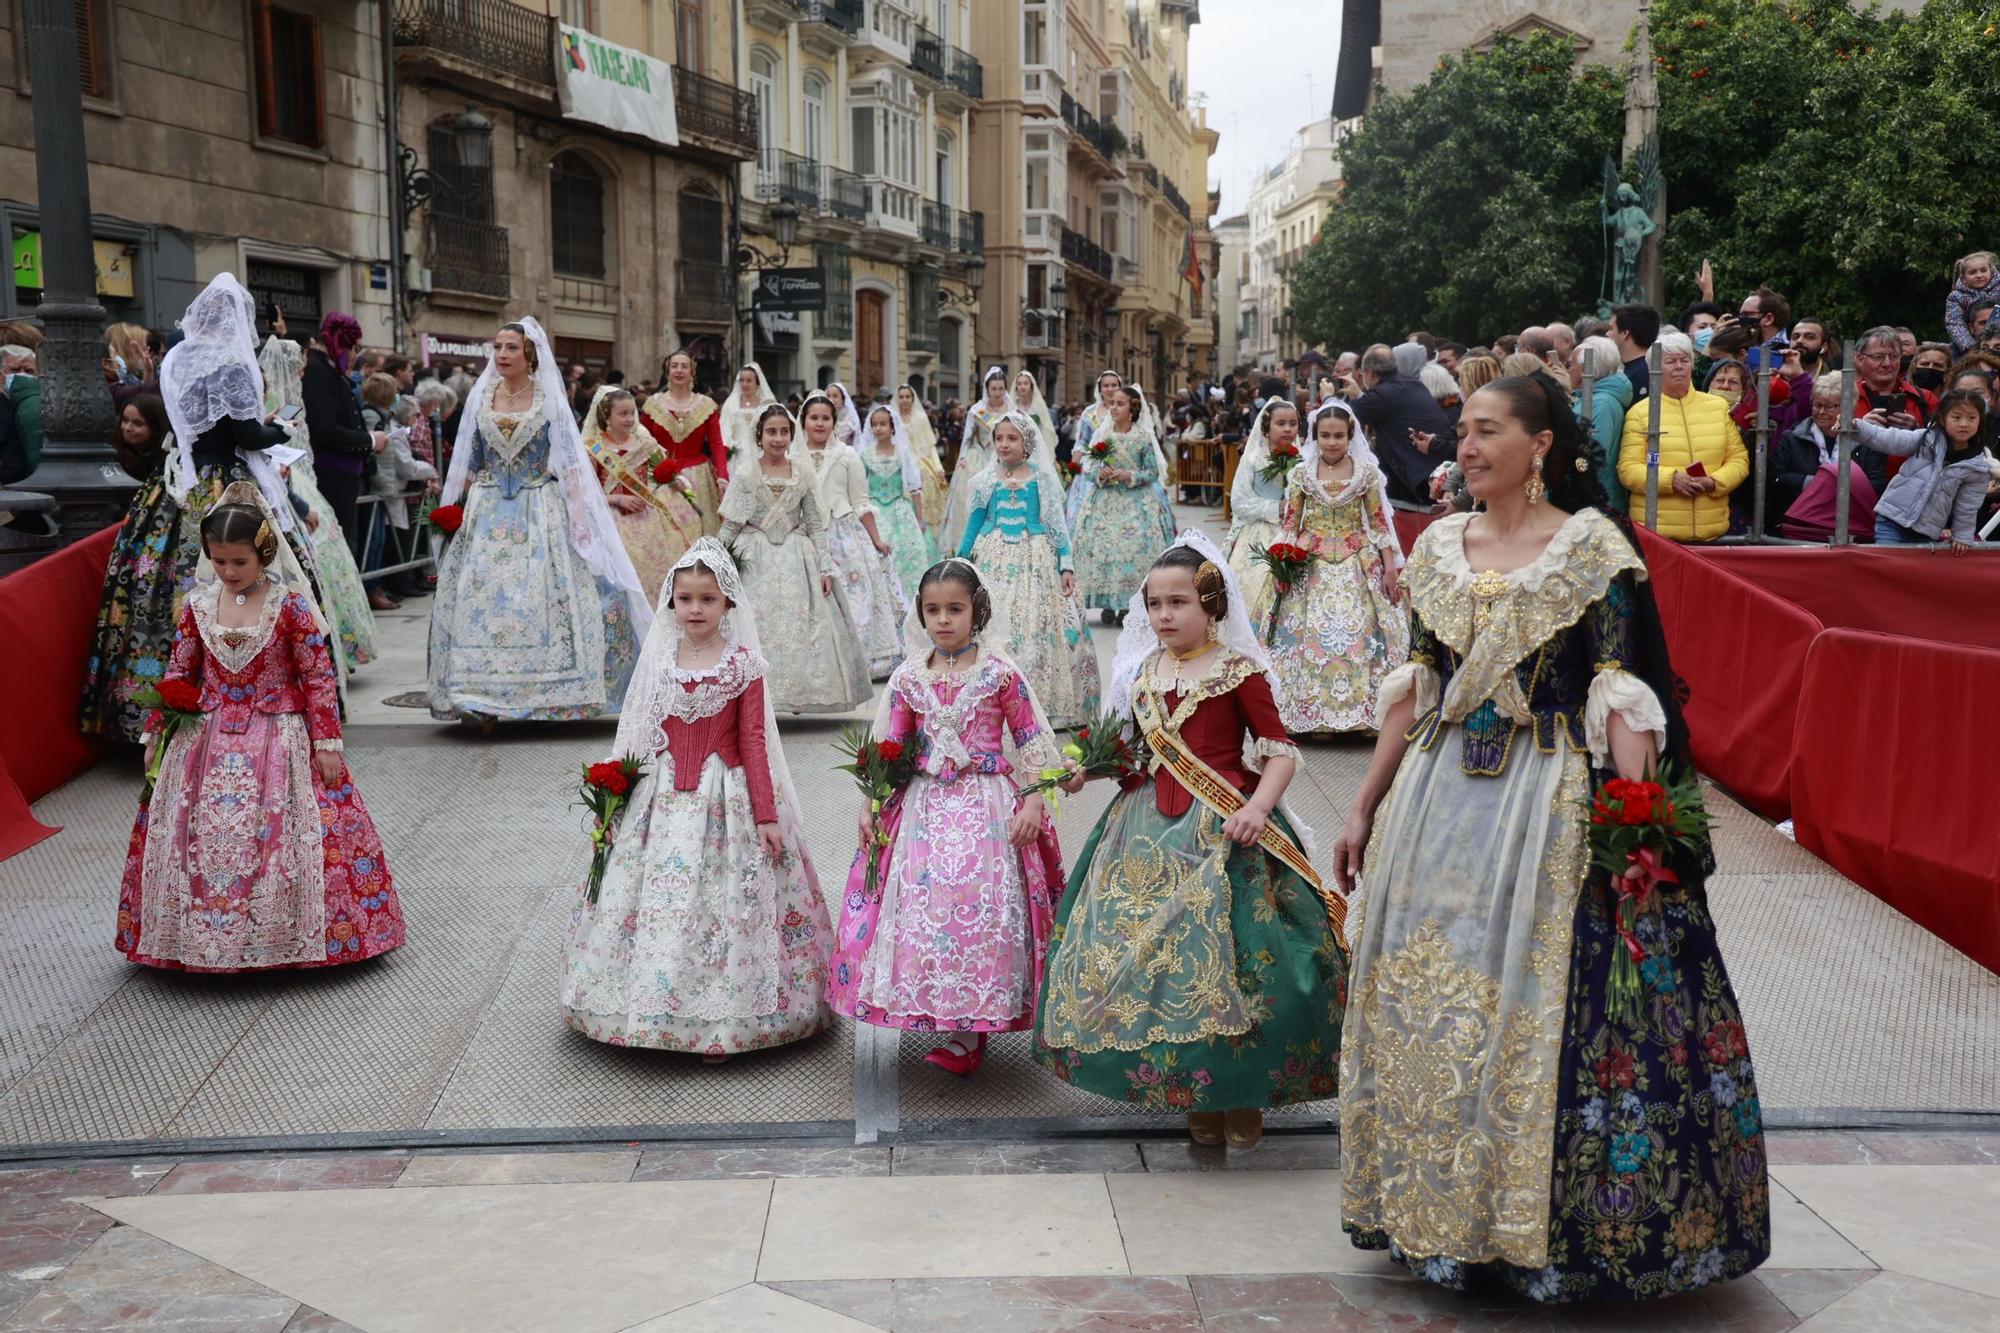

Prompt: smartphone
[
  {"left": 266, "top": 299, "right": 282, "bottom": 326},
  {"left": 1685, "top": 460, "right": 1708, "bottom": 479},
  {"left": 277, "top": 402, "right": 305, "bottom": 421},
  {"left": 1871, "top": 392, "right": 1908, "bottom": 418}
]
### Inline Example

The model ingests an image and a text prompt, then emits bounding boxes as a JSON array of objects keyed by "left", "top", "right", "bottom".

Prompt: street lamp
[
  {"left": 938, "top": 253, "right": 985, "bottom": 308},
  {"left": 736, "top": 199, "right": 800, "bottom": 270},
  {"left": 397, "top": 107, "right": 493, "bottom": 215}
]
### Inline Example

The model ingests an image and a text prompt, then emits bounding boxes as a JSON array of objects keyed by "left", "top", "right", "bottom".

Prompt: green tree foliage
[{"left": 1292, "top": 1, "right": 2000, "bottom": 346}]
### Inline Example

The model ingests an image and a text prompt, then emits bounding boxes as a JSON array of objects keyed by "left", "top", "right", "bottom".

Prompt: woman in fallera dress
[
  {"left": 825, "top": 381, "right": 864, "bottom": 449},
  {"left": 1265, "top": 402, "right": 1410, "bottom": 735},
  {"left": 1012, "top": 369, "right": 1061, "bottom": 458},
  {"left": 426, "top": 318, "right": 648, "bottom": 724},
  {"left": 1332, "top": 372, "right": 1769, "bottom": 1304},
  {"left": 561, "top": 540, "right": 832, "bottom": 1057},
  {"left": 895, "top": 384, "right": 950, "bottom": 534},
  {"left": 1036, "top": 534, "right": 1346, "bottom": 1150},
  {"left": 639, "top": 350, "right": 730, "bottom": 536},
  {"left": 720, "top": 363, "right": 778, "bottom": 463},
  {"left": 863, "top": 402, "right": 937, "bottom": 598},
  {"left": 941, "top": 367, "right": 1015, "bottom": 553},
  {"left": 1226, "top": 396, "right": 1300, "bottom": 624},
  {"left": 956, "top": 411, "right": 1100, "bottom": 729},
  {"left": 718, "top": 404, "right": 872, "bottom": 714},
  {"left": 582, "top": 384, "right": 703, "bottom": 605},
  {"left": 1069, "top": 385, "right": 1178, "bottom": 619},
  {"left": 800, "top": 392, "right": 905, "bottom": 678}
]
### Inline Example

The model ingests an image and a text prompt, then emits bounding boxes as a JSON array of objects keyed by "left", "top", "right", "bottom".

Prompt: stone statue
[{"left": 1600, "top": 143, "right": 1662, "bottom": 314}]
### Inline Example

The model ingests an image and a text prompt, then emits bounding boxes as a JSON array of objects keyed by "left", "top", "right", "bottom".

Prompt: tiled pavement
[{"left": 0, "top": 1132, "right": 1995, "bottom": 1331}]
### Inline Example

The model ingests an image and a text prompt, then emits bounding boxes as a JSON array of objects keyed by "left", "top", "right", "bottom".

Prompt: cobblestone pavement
[{"left": 3, "top": 509, "right": 1996, "bottom": 1157}]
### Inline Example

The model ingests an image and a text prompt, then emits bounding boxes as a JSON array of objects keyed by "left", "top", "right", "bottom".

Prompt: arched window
[
  {"left": 803, "top": 71, "right": 828, "bottom": 165},
  {"left": 550, "top": 152, "right": 607, "bottom": 279}
]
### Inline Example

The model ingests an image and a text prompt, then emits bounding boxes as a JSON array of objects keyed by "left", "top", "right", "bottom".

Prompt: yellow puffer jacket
[{"left": 1616, "top": 389, "right": 1749, "bottom": 542}]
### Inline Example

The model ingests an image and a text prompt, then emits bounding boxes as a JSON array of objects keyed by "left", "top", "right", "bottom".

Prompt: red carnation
[
  {"left": 1603, "top": 778, "right": 1666, "bottom": 826},
  {"left": 156, "top": 680, "right": 203, "bottom": 713},
  {"left": 427, "top": 504, "right": 464, "bottom": 534},
  {"left": 651, "top": 458, "right": 680, "bottom": 485},
  {"left": 876, "top": 740, "right": 905, "bottom": 763},
  {"left": 585, "top": 761, "right": 632, "bottom": 797}
]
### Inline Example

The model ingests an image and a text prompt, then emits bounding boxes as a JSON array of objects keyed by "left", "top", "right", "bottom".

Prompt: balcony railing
[
  {"left": 674, "top": 66, "right": 759, "bottom": 159},
  {"left": 825, "top": 165, "right": 867, "bottom": 222},
  {"left": 425, "top": 214, "right": 510, "bottom": 298},
  {"left": 908, "top": 269, "right": 940, "bottom": 353},
  {"left": 1060, "top": 224, "right": 1113, "bottom": 282},
  {"left": 393, "top": 0, "right": 554, "bottom": 85},
  {"left": 807, "top": 0, "right": 861, "bottom": 33},
  {"left": 755, "top": 149, "right": 824, "bottom": 211},
  {"left": 1022, "top": 308, "right": 1061, "bottom": 350},
  {"left": 920, "top": 200, "right": 953, "bottom": 249},
  {"left": 677, "top": 260, "right": 734, "bottom": 323},
  {"left": 865, "top": 178, "right": 920, "bottom": 236},
  {"left": 909, "top": 24, "right": 945, "bottom": 82},
  {"left": 553, "top": 275, "right": 615, "bottom": 309},
  {"left": 945, "top": 45, "right": 983, "bottom": 98},
  {"left": 1162, "top": 176, "right": 1191, "bottom": 222},
  {"left": 957, "top": 210, "right": 984, "bottom": 255}
]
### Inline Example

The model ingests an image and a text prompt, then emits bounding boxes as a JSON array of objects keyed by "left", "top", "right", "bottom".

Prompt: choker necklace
[
  {"left": 1168, "top": 641, "right": 1215, "bottom": 662},
  {"left": 682, "top": 628, "right": 723, "bottom": 655},
  {"left": 232, "top": 591, "right": 249, "bottom": 607},
  {"left": 935, "top": 642, "right": 975, "bottom": 666}
]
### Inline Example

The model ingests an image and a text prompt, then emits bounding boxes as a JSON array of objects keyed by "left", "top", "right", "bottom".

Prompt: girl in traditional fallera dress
[
  {"left": 82, "top": 274, "right": 318, "bottom": 744},
  {"left": 829, "top": 559, "right": 1070, "bottom": 1074},
  {"left": 259, "top": 329, "right": 377, "bottom": 672},
  {"left": 1332, "top": 373, "right": 1769, "bottom": 1303},
  {"left": 1035, "top": 534, "right": 1347, "bottom": 1149},
  {"left": 1012, "top": 369, "right": 1061, "bottom": 459},
  {"left": 718, "top": 404, "right": 873, "bottom": 714},
  {"left": 119, "top": 484, "right": 405, "bottom": 971},
  {"left": 1069, "top": 385, "right": 1178, "bottom": 619},
  {"left": 896, "top": 384, "right": 950, "bottom": 533},
  {"left": 801, "top": 392, "right": 905, "bottom": 678},
  {"left": 427, "top": 318, "right": 648, "bottom": 724},
  {"left": 864, "top": 402, "right": 937, "bottom": 598},
  {"left": 561, "top": 540, "right": 833, "bottom": 1056},
  {"left": 1265, "top": 402, "right": 1410, "bottom": 735},
  {"left": 1227, "top": 397, "right": 1300, "bottom": 624},
  {"left": 583, "top": 385, "right": 703, "bottom": 605},
  {"left": 721, "top": 364, "right": 778, "bottom": 463},
  {"left": 956, "top": 411, "right": 1101, "bottom": 729},
  {"left": 825, "top": 381, "right": 864, "bottom": 449},
  {"left": 941, "top": 367, "right": 1015, "bottom": 553},
  {"left": 639, "top": 350, "right": 730, "bottom": 535}
]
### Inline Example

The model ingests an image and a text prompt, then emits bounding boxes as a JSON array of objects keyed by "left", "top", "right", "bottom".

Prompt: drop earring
[{"left": 1524, "top": 455, "right": 1546, "bottom": 505}]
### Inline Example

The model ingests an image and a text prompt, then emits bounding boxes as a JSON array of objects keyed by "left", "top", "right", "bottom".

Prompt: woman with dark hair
[
  {"left": 1333, "top": 373, "right": 1770, "bottom": 1303},
  {"left": 300, "top": 311, "right": 382, "bottom": 564},
  {"left": 639, "top": 348, "right": 730, "bottom": 535}
]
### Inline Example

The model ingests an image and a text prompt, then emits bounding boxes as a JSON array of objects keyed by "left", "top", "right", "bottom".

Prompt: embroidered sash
[
  {"left": 1131, "top": 683, "right": 1347, "bottom": 938},
  {"left": 585, "top": 436, "right": 688, "bottom": 523}
]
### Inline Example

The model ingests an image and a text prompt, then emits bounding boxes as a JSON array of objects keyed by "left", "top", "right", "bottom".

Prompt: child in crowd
[
  {"left": 864, "top": 403, "right": 937, "bottom": 601},
  {"left": 829, "top": 559, "right": 1069, "bottom": 1077},
  {"left": 120, "top": 484, "right": 405, "bottom": 972},
  {"left": 1857, "top": 388, "right": 1994, "bottom": 550},
  {"left": 561, "top": 540, "right": 832, "bottom": 1058},
  {"left": 957, "top": 411, "right": 1101, "bottom": 728},
  {"left": 1036, "top": 534, "right": 1346, "bottom": 1151},
  {"left": 800, "top": 392, "right": 906, "bottom": 678},
  {"left": 1265, "top": 403, "right": 1410, "bottom": 734},
  {"left": 1227, "top": 397, "right": 1301, "bottom": 624},
  {"left": 1946, "top": 250, "right": 1997, "bottom": 356}
]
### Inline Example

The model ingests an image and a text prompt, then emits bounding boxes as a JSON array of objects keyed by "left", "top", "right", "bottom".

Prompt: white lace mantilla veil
[
  {"left": 1007, "top": 375, "right": 1066, "bottom": 493},
  {"left": 1127, "top": 384, "right": 1173, "bottom": 482},
  {"left": 870, "top": 556, "right": 1047, "bottom": 759},
  {"left": 721, "top": 363, "right": 778, "bottom": 459},
  {"left": 826, "top": 381, "right": 864, "bottom": 448},
  {"left": 863, "top": 402, "right": 924, "bottom": 494},
  {"left": 439, "top": 315, "right": 653, "bottom": 638},
  {"left": 896, "top": 384, "right": 940, "bottom": 461},
  {"left": 160, "top": 273, "right": 295, "bottom": 529},
  {"left": 613, "top": 539, "right": 806, "bottom": 843},
  {"left": 1305, "top": 398, "right": 1404, "bottom": 571},
  {"left": 196, "top": 480, "right": 331, "bottom": 635},
  {"left": 971, "top": 410, "right": 1073, "bottom": 546},
  {"left": 1105, "top": 528, "right": 1316, "bottom": 856}
]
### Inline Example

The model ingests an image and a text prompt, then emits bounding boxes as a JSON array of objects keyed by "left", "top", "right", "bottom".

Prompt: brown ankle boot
[
  {"left": 1224, "top": 1107, "right": 1264, "bottom": 1149},
  {"left": 1186, "top": 1111, "right": 1225, "bottom": 1147}
]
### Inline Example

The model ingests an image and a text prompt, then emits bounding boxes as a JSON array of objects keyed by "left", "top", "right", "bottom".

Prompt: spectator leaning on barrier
[
  {"left": 1610, "top": 302, "right": 1660, "bottom": 402},
  {"left": 1771, "top": 372, "right": 1887, "bottom": 535},
  {"left": 1617, "top": 331, "right": 1748, "bottom": 542},
  {"left": 1850, "top": 327, "right": 1938, "bottom": 492},
  {"left": 1856, "top": 388, "right": 1992, "bottom": 550}
]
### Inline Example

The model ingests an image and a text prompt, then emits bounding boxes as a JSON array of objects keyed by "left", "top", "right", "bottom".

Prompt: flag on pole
[{"left": 1181, "top": 228, "right": 1203, "bottom": 297}]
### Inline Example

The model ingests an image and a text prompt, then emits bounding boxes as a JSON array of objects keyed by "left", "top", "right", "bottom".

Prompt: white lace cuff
[
  {"left": 1377, "top": 662, "right": 1439, "bottom": 719},
  {"left": 312, "top": 739, "right": 345, "bottom": 753},
  {"left": 1584, "top": 669, "right": 1667, "bottom": 766},
  {"left": 1252, "top": 736, "right": 1301, "bottom": 763}
]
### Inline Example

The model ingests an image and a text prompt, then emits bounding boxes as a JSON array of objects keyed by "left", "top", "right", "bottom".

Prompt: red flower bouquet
[
  {"left": 1016, "top": 710, "right": 1144, "bottom": 809},
  {"left": 650, "top": 457, "right": 682, "bottom": 486},
  {"left": 578, "top": 756, "right": 648, "bottom": 905},
  {"left": 835, "top": 725, "right": 923, "bottom": 898},
  {"left": 1087, "top": 439, "right": 1114, "bottom": 463},
  {"left": 1588, "top": 766, "right": 1710, "bottom": 1025},
  {"left": 137, "top": 679, "right": 205, "bottom": 798},
  {"left": 1065, "top": 456, "right": 1084, "bottom": 475},
  {"left": 1257, "top": 439, "right": 1302, "bottom": 486},
  {"left": 426, "top": 504, "right": 464, "bottom": 535},
  {"left": 1253, "top": 541, "right": 1313, "bottom": 595}
]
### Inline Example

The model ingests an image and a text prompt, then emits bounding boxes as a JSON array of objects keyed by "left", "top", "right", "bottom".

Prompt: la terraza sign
[{"left": 753, "top": 268, "right": 827, "bottom": 313}]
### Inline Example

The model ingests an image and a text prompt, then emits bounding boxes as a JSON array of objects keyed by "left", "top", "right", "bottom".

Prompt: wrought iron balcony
[
  {"left": 1162, "top": 176, "right": 1191, "bottom": 222},
  {"left": 393, "top": 0, "right": 554, "bottom": 85},
  {"left": 677, "top": 260, "right": 734, "bottom": 324},
  {"left": 1060, "top": 224, "right": 1113, "bottom": 282},
  {"left": 945, "top": 45, "right": 983, "bottom": 99},
  {"left": 425, "top": 214, "right": 510, "bottom": 298},
  {"left": 909, "top": 25, "right": 946, "bottom": 83},
  {"left": 807, "top": 0, "right": 862, "bottom": 34},
  {"left": 674, "top": 66, "right": 759, "bottom": 160},
  {"left": 824, "top": 165, "right": 868, "bottom": 222},
  {"left": 957, "top": 210, "right": 984, "bottom": 255},
  {"left": 755, "top": 149, "right": 824, "bottom": 212},
  {"left": 921, "top": 200, "right": 953, "bottom": 250}
]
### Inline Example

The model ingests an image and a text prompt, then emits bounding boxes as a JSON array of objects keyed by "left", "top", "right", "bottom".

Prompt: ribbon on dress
[
  {"left": 584, "top": 435, "right": 694, "bottom": 524},
  {"left": 1132, "top": 686, "right": 1348, "bottom": 938}
]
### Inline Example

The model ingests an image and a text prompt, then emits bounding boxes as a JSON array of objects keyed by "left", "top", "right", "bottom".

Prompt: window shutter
[
  {"left": 253, "top": 0, "right": 278, "bottom": 138},
  {"left": 302, "top": 13, "right": 325, "bottom": 148},
  {"left": 72, "top": 0, "right": 101, "bottom": 98}
]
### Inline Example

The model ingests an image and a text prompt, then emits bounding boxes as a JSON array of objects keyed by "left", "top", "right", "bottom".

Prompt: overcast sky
[{"left": 1188, "top": 0, "right": 1342, "bottom": 221}]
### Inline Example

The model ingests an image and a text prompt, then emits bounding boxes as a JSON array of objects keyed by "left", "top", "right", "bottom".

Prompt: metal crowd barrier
[{"left": 353, "top": 484, "right": 436, "bottom": 584}]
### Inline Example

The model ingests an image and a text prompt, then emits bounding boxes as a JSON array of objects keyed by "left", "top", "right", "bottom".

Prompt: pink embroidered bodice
[
  {"left": 641, "top": 645, "right": 778, "bottom": 824},
  {"left": 885, "top": 654, "right": 1062, "bottom": 781},
  {"left": 149, "top": 588, "right": 340, "bottom": 744}
]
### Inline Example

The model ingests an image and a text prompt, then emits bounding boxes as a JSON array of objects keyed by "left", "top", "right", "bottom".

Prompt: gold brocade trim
[
  {"left": 641, "top": 393, "right": 718, "bottom": 442},
  {"left": 584, "top": 436, "right": 689, "bottom": 523},
  {"left": 1405, "top": 511, "right": 1644, "bottom": 727}
]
